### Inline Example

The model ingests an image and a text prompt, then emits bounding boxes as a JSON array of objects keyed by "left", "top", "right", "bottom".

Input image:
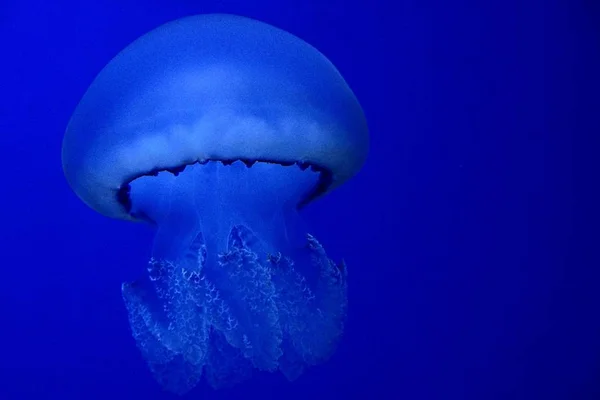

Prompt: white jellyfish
[{"left": 62, "top": 14, "right": 369, "bottom": 395}]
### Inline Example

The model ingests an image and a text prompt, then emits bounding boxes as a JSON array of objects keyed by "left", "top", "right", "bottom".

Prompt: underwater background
[{"left": 0, "top": 0, "right": 598, "bottom": 399}]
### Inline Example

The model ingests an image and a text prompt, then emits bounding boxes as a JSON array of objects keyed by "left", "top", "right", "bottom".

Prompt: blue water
[{"left": 0, "top": 1, "right": 598, "bottom": 399}]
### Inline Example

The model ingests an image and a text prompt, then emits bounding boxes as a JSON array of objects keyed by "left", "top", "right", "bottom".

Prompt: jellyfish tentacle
[
  {"left": 122, "top": 232, "right": 213, "bottom": 394},
  {"left": 121, "top": 281, "right": 178, "bottom": 365},
  {"left": 122, "top": 171, "right": 352, "bottom": 395},
  {"left": 304, "top": 234, "right": 348, "bottom": 363},
  {"left": 121, "top": 277, "right": 206, "bottom": 395},
  {"left": 216, "top": 225, "right": 283, "bottom": 371},
  {"left": 204, "top": 330, "right": 253, "bottom": 389},
  {"left": 268, "top": 234, "right": 348, "bottom": 368},
  {"left": 147, "top": 258, "right": 210, "bottom": 364},
  {"left": 124, "top": 224, "right": 348, "bottom": 394}
]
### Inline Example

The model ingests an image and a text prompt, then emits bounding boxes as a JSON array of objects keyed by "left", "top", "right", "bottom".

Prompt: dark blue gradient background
[{"left": 0, "top": 1, "right": 597, "bottom": 399}]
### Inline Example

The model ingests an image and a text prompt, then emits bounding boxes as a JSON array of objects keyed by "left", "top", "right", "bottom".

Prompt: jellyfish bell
[
  {"left": 62, "top": 13, "right": 368, "bottom": 394},
  {"left": 62, "top": 13, "right": 368, "bottom": 221}
]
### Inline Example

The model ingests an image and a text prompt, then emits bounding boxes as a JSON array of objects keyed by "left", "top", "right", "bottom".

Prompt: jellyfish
[{"left": 62, "top": 14, "right": 369, "bottom": 395}]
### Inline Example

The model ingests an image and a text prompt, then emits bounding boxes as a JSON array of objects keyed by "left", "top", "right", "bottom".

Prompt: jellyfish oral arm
[{"left": 121, "top": 161, "right": 348, "bottom": 394}]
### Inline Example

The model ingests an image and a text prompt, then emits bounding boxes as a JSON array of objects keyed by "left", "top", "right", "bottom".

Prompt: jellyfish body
[
  {"left": 121, "top": 161, "right": 348, "bottom": 393},
  {"left": 62, "top": 14, "right": 368, "bottom": 394}
]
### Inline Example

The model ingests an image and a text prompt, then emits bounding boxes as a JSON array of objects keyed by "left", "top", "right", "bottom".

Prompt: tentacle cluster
[{"left": 121, "top": 227, "right": 347, "bottom": 395}]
